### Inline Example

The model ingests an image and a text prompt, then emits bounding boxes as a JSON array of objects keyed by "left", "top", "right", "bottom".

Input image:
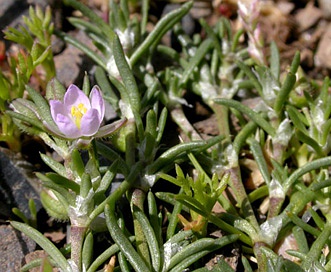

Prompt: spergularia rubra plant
[{"left": 50, "top": 84, "right": 105, "bottom": 139}]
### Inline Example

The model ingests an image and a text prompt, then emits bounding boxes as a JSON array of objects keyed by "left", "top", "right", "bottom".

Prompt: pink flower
[{"left": 50, "top": 84, "right": 105, "bottom": 139}]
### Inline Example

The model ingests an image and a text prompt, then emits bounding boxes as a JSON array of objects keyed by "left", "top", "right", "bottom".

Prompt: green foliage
[
  {"left": 6, "top": 0, "right": 331, "bottom": 271},
  {"left": 0, "top": 5, "right": 55, "bottom": 151}
]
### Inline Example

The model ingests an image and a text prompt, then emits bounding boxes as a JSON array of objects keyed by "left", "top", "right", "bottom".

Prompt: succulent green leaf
[
  {"left": 105, "top": 204, "right": 150, "bottom": 272},
  {"left": 10, "top": 221, "right": 71, "bottom": 271},
  {"left": 214, "top": 98, "right": 275, "bottom": 136},
  {"left": 130, "top": 1, "right": 193, "bottom": 66}
]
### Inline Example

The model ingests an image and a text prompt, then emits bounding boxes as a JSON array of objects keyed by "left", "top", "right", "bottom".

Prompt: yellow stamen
[{"left": 71, "top": 103, "right": 87, "bottom": 128}]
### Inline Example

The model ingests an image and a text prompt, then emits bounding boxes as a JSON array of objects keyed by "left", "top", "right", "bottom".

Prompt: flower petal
[
  {"left": 55, "top": 113, "right": 82, "bottom": 138},
  {"left": 90, "top": 86, "right": 105, "bottom": 122},
  {"left": 64, "top": 84, "right": 90, "bottom": 108},
  {"left": 50, "top": 100, "right": 68, "bottom": 121},
  {"left": 80, "top": 109, "right": 101, "bottom": 136}
]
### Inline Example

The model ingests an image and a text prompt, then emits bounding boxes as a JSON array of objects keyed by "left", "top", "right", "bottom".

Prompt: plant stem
[
  {"left": 227, "top": 166, "right": 260, "bottom": 232},
  {"left": 70, "top": 225, "right": 87, "bottom": 271},
  {"left": 212, "top": 102, "right": 230, "bottom": 140}
]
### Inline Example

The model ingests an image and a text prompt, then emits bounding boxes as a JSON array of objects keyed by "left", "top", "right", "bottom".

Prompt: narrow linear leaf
[
  {"left": 240, "top": 256, "right": 254, "bottom": 272},
  {"left": 321, "top": 118, "right": 331, "bottom": 146},
  {"left": 130, "top": 1, "right": 193, "bottom": 66},
  {"left": 6, "top": 111, "right": 44, "bottom": 131},
  {"left": 170, "top": 250, "right": 218, "bottom": 272},
  {"left": 55, "top": 30, "right": 107, "bottom": 70},
  {"left": 96, "top": 160, "right": 118, "bottom": 194},
  {"left": 168, "top": 235, "right": 238, "bottom": 270},
  {"left": 310, "top": 178, "right": 331, "bottom": 191},
  {"left": 105, "top": 205, "right": 150, "bottom": 272},
  {"left": 296, "top": 130, "right": 324, "bottom": 157},
  {"left": 149, "top": 136, "right": 222, "bottom": 174},
  {"left": 199, "top": 18, "right": 223, "bottom": 60},
  {"left": 88, "top": 162, "right": 141, "bottom": 224},
  {"left": 25, "top": 85, "right": 54, "bottom": 127},
  {"left": 286, "top": 105, "right": 309, "bottom": 133},
  {"left": 175, "top": 194, "right": 209, "bottom": 217},
  {"left": 87, "top": 236, "right": 135, "bottom": 272},
  {"left": 68, "top": 17, "right": 103, "bottom": 37},
  {"left": 292, "top": 226, "right": 309, "bottom": 254},
  {"left": 290, "top": 51, "right": 301, "bottom": 74},
  {"left": 166, "top": 191, "right": 183, "bottom": 240},
  {"left": 10, "top": 221, "right": 71, "bottom": 272},
  {"left": 208, "top": 214, "right": 253, "bottom": 245},
  {"left": 21, "top": 258, "right": 48, "bottom": 272},
  {"left": 156, "top": 107, "right": 168, "bottom": 145},
  {"left": 133, "top": 206, "right": 161, "bottom": 272},
  {"left": 113, "top": 36, "right": 140, "bottom": 113},
  {"left": 118, "top": 251, "right": 132, "bottom": 272},
  {"left": 214, "top": 98, "right": 275, "bottom": 136},
  {"left": 302, "top": 222, "right": 331, "bottom": 270},
  {"left": 140, "top": 0, "right": 149, "bottom": 35},
  {"left": 147, "top": 191, "right": 163, "bottom": 247},
  {"left": 40, "top": 153, "right": 67, "bottom": 177},
  {"left": 248, "top": 185, "right": 269, "bottom": 203},
  {"left": 274, "top": 72, "right": 296, "bottom": 115},
  {"left": 180, "top": 39, "right": 213, "bottom": 87},
  {"left": 63, "top": 0, "right": 114, "bottom": 42},
  {"left": 233, "top": 121, "right": 257, "bottom": 154},
  {"left": 231, "top": 29, "right": 244, "bottom": 52},
  {"left": 113, "top": 35, "right": 144, "bottom": 141},
  {"left": 94, "top": 66, "right": 119, "bottom": 107},
  {"left": 285, "top": 250, "right": 307, "bottom": 261},
  {"left": 283, "top": 156, "right": 331, "bottom": 192},
  {"left": 82, "top": 232, "right": 94, "bottom": 270},
  {"left": 236, "top": 61, "right": 263, "bottom": 97},
  {"left": 287, "top": 212, "right": 321, "bottom": 237},
  {"left": 269, "top": 41, "right": 280, "bottom": 80},
  {"left": 96, "top": 141, "right": 129, "bottom": 176},
  {"left": 36, "top": 173, "right": 74, "bottom": 206},
  {"left": 155, "top": 192, "right": 190, "bottom": 213},
  {"left": 46, "top": 172, "right": 80, "bottom": 193},
  {"left": 248, "top": 137, "right": 271, "bottom": 185}
]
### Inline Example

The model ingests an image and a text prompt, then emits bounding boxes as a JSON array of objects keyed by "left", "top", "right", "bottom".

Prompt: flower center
[{"left": 71, "top": 103, "right": 87, "bottom": 129}]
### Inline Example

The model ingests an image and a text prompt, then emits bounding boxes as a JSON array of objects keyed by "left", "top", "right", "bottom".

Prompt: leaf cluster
[{"left": 5, "top": 1, "right": 331, "bottom": 271}]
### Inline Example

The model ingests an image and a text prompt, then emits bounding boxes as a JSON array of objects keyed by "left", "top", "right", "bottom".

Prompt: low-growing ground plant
[{"left": 2, "top": 0, "right": 331, "bottom": 271}]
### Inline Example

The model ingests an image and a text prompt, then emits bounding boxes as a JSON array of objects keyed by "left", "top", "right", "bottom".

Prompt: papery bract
[{"left": 50, "top": 84, "right": 105, "bottom": 139}]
